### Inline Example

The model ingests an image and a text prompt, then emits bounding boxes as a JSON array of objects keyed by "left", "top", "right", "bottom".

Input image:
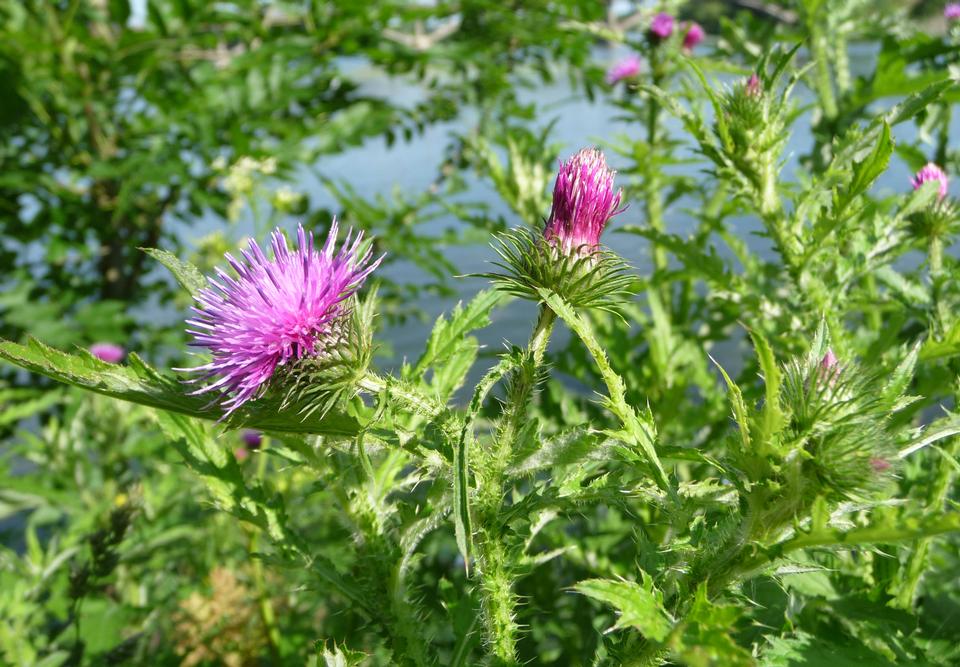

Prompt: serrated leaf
[
  {"left": 711, "top": 355, "right": 751, "bottom": 452},
  {"left": 574, "top": 577, "right": 672, "bottom": 640},
  {"left": 412, "top": 289, "right": 501, "bottom": 378},
  {"left": 750, "top": 330, "right": 785, "bottom": 445},
  {"left": 0, "top": 338, "right": 361, "bottom": 435},
  {"left": 141, "top": 247, "right": 208, "bottom": 295}
]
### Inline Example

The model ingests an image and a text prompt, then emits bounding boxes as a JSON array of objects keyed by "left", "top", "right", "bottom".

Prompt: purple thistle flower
[
  {"left": 544, "top": 148, "right": 624, "bottom": 254},
  {"left": 946, "top": 4, "right": 960, "bottom": 20},
  {"left": 683, "top": 22, "right": 705, "bottom": 51},
  {"left": 911, "top": 162, "right": 949, "bottom": 200},
  {"left": 649, "top": 13, "right": 675, "bottom": 41},
  {"left": 606, "top": 54, "right": 642, "bottom": 85},
  {"left": 183, "top": 220, "right": 382, "bottom": 416},
  {"left": 90, "top": 342, "right": 125, "bottom": 364},
  {"left": 242, "top": 430, "right": 263, "bottom": 448},
  {"left": 745, "top": 73, "right": 762, "bottom": 97}
]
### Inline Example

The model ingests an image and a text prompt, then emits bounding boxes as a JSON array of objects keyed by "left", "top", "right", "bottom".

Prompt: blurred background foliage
[{"left": 2, "top": 0, "right": 960, "bottom": 665}]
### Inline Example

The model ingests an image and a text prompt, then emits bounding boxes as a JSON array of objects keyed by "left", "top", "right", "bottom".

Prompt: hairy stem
[{"left": 475, "top": 304, "right": 556, "bottom": 665}]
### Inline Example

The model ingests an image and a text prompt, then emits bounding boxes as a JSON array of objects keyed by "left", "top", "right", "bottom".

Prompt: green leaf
[
  {"left": 574, "top": 576, "right": 673, "bottom": 640},
  {"left": 711, "top": 355, "right": 752, "bottom": 452},
  {"left": 412, "top": 289, "right": 501, "bottom": 379},
  {"left": 883, "top": 78, "right": 954, "bottom": 127},
  {"left": 141, "top": 247, "right": 208, "bottom": 295},
  {"left": 749, "top": 330, "right": 785, "bottom": 446},
  {"left": 0, "top": 338, "right": 361, "bottom": 435},
  {"left": 838, "top": 121, "right": 893, "bottom": 213},
  {"left": 454, "top": 353, "right": 520, "bottom": 572}
]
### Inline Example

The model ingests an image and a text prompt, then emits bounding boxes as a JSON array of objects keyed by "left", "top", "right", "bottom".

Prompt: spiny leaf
[
  {"left": 412, "top": 289, "right": 501, "bottom": 378},
  {"left": 0, "top": 337, "right": 362, "bottom": 435},
  {"left": 142, "top": 247, "right": 208, "bottom": 295},
  {"left": 454, "top": 353, "right": 520, "bottom": 573},
  {"left": 710, "top": 355, "right": 751, "bottom": 452},
  {"left": 574, "top": 576, "right": 672, "bottom": 640}
]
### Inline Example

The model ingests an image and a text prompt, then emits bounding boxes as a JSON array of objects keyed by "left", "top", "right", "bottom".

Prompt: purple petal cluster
[
  {"left": 90, "top": 342, "right": 125, "bottom": 364},
  {"left": 649, "top": 13, "right": 675, "bottom": 41},
  {"left": 184, "top": 221, "right": 381, "bottom": 415},
  {"left": 745, "top": 73, "right": 762, "bottom": 97},
  {"left": 544, "top": 148, "right": 624, "bottom": 254},
  {"left": 911, "top": 162, "right": 949, "bottom": 200},
  {"left": 946, "top": 4, "right": 960, "bottom": 20},
  {"left": 606, "top": 54, "right": 642, "bottom": 84},
  {"left": 683, "top": 23, "right": 705, "bottom": 50}
]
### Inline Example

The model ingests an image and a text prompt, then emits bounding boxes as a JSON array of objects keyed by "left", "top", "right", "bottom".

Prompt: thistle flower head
[
  {"left": 90, "top": 343, "right": 125, "bottom": 364},
  {"left": 649, "top": 13, "right": 675, "bottom": 41},
  {"left": 683, "top": 23, "right": 705, "bottom": 50},
  {"left": 606, "top": 54, "right": 642, "bottom": 85},
  {"left": 242, "top": 430, "right": 263, "bottom": 448},
  {"left": 544, "top": 148, "right": 624, "bottom": 255},
  {"left": 946, "top": 3, "right": 960, "bottom": 20},
  {"left": 745, "top": 73, "right": 762, "bottom": 97},
  {"left": 184, "top": 221, "right": 381, "bottom": 416},
  {"left": 911, "top": 162, "right": 949, "bottom": 200}
]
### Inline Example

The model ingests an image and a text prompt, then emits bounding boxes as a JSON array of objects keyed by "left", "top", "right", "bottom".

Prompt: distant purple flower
[
  {"left": 544, "top": 148, "right": 624, "bottom": 254},
  {"left": 683, "top": 23, "right": 705, "bottom": 50},
  {"left": 235, "top": 447, "right": 249, "bottom": 461},
  {"left": 242, "top": 430, "right": 263, "bottom": 448},
  {"left": 90, "top": 343, "right": 125, "bottom": 364},
  {"left": 946, "top": 4, "right": 960, "bottom": 20},
  {"left": 870, "top": 458, "right": 891, "bottom": 472},
  {"left": 745, "top": 73, "right": 762, "bottom": 97},
  {"left": 183, "top": 220, "right": 382, "bottom": 416},
  {"left": 649, "top": 13, "right": 675, "bottom": 41},
  {"left": 911, "top": 162, "right": 949, "bottom": 200},
  {"left": 606, "top": 54, "right": 642, "bottom": 84}
]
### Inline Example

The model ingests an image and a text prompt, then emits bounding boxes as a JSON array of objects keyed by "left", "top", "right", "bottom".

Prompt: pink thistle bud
[
  {"left": 911, "top": 162, "right": 949, "bottom": 200},
  {"left": 817, "top": 347, "right": 842, "bottom": 388},
  {"left": 606, "top": 54, "right": 642, "bottom": 85},
  {"left": 820, "top": 348, "right": 839, "bottom": 371},
  {"left": 242, "top": 430, "right": 263, "bottom": 449},
  {"left": 544, "top": 148, "right": 624, "bottom": 255},
  {"left": 870, "top": 458, "right": 891, "bottom": 472},
  {"left": 90, "top": 343, "right": 125, "bottom": 364},
  {"left": 745, "top": 73, "right": 762, "bottom": 97},
  {"left": 181, "top": 220, "right": 382, "bottom": 416},
  {"left": 235, "top": 447, "right": 249, "bottom": 461},
  {"left": 649, "top": 13, "right": 675, "bottom": 41},
  {"left": 683, "top": 23, "right": 705, "bottom": 51},
  {"left": 946, "top": 4, "right": 960, "bottom": 20}
]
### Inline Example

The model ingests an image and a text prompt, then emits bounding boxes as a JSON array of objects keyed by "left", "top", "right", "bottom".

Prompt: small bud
[
  {"left": 235, "top": 447, "right": 249, "bottom": 461},
  {"left": 544, "top": 148, "right": 624, "bottom": 255},
  {"left": 241, "top": 430, "right": 263, "bottom": 449},
  {"left": 946, "top": 4, "right": 960, "bottom": 20},
  {"left": 816, "top": 348, "right": 841, "bottom": 389},
  {"left": 745, "top": 73, "right": 762, "bottom": 97},
  {"left": 90, "top": 343, "right": 125, "bottom": 364},
  {"left": 911, "top": 162, "right": 949, "bottom": 200},
  {"left": 870, "top": 458, "right": 891, "bottom": 473},
  {"left": 649, "top": 13, "right": 674, "bottom": 42},
  {"left": 606, "top": 54, "right": 642, "bottom": 85},
  {"left": 683, "top": 23, "right": 705, "bottom": 51}
]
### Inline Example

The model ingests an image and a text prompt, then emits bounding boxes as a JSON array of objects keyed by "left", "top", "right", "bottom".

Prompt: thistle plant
[{"left": 4, "top": 8, "right": 960, "bottom": 667}]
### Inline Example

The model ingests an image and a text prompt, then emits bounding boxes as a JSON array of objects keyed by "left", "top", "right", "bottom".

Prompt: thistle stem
[
  {"left": 248, "top": 450, "right": 283, "bottom": 663},
  {"left": 645, "top": 62, "right": 669, "bottom": 312},
  {"left": 475, "top": 304, "right": 556, "bottom": 665}
]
